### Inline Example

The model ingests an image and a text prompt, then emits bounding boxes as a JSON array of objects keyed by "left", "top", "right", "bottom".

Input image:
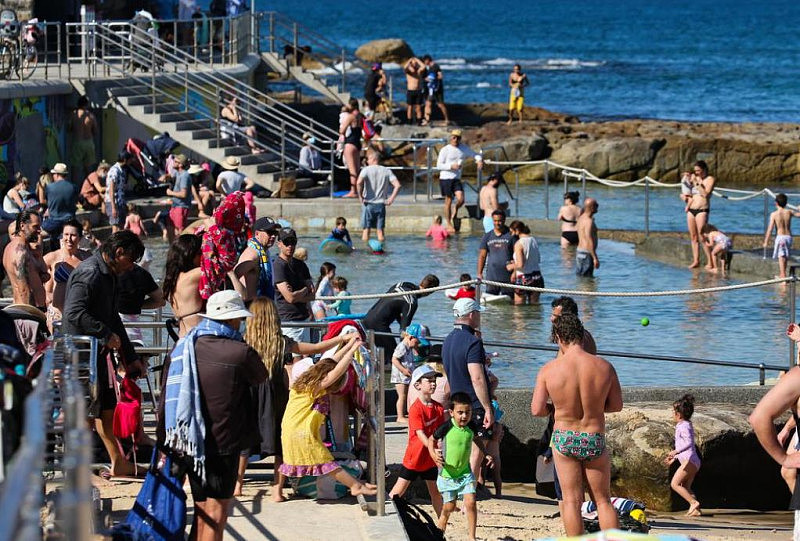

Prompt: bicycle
[{"left": 0, "top": 18, "right": 38, "bottom": 80}]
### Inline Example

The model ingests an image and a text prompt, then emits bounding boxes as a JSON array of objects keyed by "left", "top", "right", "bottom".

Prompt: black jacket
[{"left": 61, "top": 251, "right": 137, "bottom": 363}]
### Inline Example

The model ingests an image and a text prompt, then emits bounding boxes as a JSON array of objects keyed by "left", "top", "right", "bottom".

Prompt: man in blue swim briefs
[{"left": 531, "top": 312, "right": 623, "bottom": 536}]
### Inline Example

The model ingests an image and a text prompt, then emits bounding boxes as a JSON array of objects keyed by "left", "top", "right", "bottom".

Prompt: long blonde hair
[
  {"left": 244, "top": 297, "right": 286, "bottom": 378},
  {"left": 293, "top": 357, "right": 347, "bottom": 397}
]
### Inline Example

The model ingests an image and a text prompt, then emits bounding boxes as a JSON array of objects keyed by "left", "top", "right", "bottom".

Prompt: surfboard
[
  {"left": 480, "top": 293, "right": 511, "bottom": 305},
  {"left": 319, "top": 238, "right": 352, "bottom": 254}
]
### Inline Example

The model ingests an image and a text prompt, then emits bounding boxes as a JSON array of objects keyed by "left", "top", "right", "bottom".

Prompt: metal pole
[
  {"left": 376, "top": 344, "right": 386, "bottom": 516},
  {"left": 515, "top": 169, "right": 520, "bottom": 217},
  {"left": 412, "top": 142, "right": 418, "bottom": 202},
  {"left": 341, "top": 48, "right": 346, "bottom": 95},
  {"left": 292, "top": 23, "right": 298, "bottom": 66},
  {"left": 764, "top": 192, "right": 770, "bottom": 259},
  {"left": 280, "top": 120, "right": 286, "bottom": 173},
  {"left": 581, "top": 169, "right": 586, "bottom": 196},
  {"left": 644, "top": 177, "right": 650, "bottom": 238},
  {"left": 250, "top": 0, "right": 256, "bottom": 53},
  {"left": 791, "top": 265, "right": 798, "bottom": 370},
  {"left": 366, "top": 330, "right": 376, "bottom": 485},
  {"left": 563, "top": 170, "right": 568, "bottom": 194},
  {"left": 269, "top": 12, "right": 274, "bottom": 53},
  {"left": 426, "top": 146, "right": 433, "bottom": 203},
  {"left": 544, "top": 161, "right": 549, "bottom": 220},
  {"left": 329, "top": 140, "right": 335, "bottom": 199}
]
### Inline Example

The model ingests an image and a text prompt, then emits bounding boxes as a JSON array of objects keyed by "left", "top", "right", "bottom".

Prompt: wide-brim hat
[
  {"left": 201, "top": 290, "right": 253, "bottom": 321},
  {"left": 450, "top": 129, "right": 463, "bottom": 138},
  {"left": 187, "top": 164, "right": 204, "bottom": 175},
  {"left": 222, "top": 156, "right": 240, "bottom": 170},
  {"left": 50, "top": 163, "right": 68, "bottom": 175}
]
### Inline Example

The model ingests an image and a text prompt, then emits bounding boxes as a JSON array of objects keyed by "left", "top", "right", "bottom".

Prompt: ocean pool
[{"left": 144, "top": 232, "right": 793, "bottom": 389}]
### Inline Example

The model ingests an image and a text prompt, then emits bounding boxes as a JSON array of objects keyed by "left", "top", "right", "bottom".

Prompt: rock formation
[{"left": 355, "top": 39, "right": 414, "bottom": 64}]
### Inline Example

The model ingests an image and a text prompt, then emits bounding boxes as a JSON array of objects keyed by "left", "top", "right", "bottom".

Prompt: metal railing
[
  {"left": 0, "top": 336, "right": 97, "bottom": 541},
  {"left": 259, "top": 11, "right": 370, "bottom": 98}
]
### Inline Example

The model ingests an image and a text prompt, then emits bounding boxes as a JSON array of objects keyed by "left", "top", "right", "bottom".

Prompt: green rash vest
[{"left": 433, "top": 418, "right": 479, "bottom": 479}]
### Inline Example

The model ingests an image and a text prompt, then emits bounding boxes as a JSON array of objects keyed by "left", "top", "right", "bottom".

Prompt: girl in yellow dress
[{"left": 279, "top": 333, "right": 377, "bottom": 497}]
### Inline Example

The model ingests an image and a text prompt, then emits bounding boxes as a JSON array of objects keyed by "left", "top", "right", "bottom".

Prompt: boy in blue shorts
[{"left": 429, "top": 392, "right": 493, "bottom": 541}]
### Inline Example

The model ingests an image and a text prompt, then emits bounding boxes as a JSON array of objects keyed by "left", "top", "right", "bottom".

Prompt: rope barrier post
[
  {"left": 544, "top": 161, "right": 549, "bottom": 220},
  {"left": 563, "top": 170, "right": 568, "bottom": 195},
  {"left": 764, "top": 192, "right": 769, "bottom": 238},
  {"left": 412, "top": 142, "right": 418, "bottom": 202},
  {"left": 790, "top": 265, "right": 798, "bottom": 370},
  {"left": 644, "top": 177, "right": 650, "bottom": 238},
  {"left": 581, "top": 169, "right": 586, "bottom": 197},
  {"left": 759, "top": 363, "right": 765, "bottom": 386}
]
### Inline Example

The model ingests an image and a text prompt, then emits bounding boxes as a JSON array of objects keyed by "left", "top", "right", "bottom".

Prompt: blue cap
[{"left": 405, "top": 322, "right": 430, "bottom": 346}]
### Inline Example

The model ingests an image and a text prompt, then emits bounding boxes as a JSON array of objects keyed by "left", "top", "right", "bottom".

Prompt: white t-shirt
[
  {"left": 358, "top": 164, "right": 397, "bottom": 204},
  {"left": 217, "top": 170, "right": 246, "bottom": 194},
  {"left": 436, "top": 143, "right": 482, "bottom": 181}
]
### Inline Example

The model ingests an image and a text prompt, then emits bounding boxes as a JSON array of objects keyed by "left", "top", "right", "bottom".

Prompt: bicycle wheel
[
  {"left": 0, "top": 45, "right": 13, "bottom": 79},
  {"left": 19, "top": 43, "right": 37, "bottom": 80}
]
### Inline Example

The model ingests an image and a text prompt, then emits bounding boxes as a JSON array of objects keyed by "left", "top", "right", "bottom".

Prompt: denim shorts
[{"left": 361, "top": 202, "right": 386, "bottom": 230}]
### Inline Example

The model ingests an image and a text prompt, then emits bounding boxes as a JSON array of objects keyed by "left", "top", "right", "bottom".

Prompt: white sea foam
[
  {"left": 476, "top": 82, "right": 492, "bottom": 88},
  {"left": 382, "top": 62, "right": 402, "bottom": 71},
  {"left": 484, "top": 57, "right": 516, "bottom": 66},
  {"left": 437, "top": 57, "right": 466, "bottom": 64},
  {"left": 309, "top": 61, "right": 364, "bottom": 75}
]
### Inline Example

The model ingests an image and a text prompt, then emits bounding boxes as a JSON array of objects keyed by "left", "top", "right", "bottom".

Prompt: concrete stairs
[
  {"left": 107, "top": 82, "right": 327, "bottom": 196},
  {"left": 262, "top": 51, "right": 350, "bottom": 104}
]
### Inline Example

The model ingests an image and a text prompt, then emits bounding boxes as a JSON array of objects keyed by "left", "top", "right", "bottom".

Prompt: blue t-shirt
[
  {"left": 442, "top": 324, "right": 488, "bottom": 410},
  {"left": 171, "top": 170, "right": 192, "bottom": 208},
  {"left": 46, "top": 180, "right": 77, "bottom": 222},
  {"left": 479, "top": 228, "right": 516, "bottom": 282},
  {"left": 329, "top": 227, "right": 353, "bottom": 246}
]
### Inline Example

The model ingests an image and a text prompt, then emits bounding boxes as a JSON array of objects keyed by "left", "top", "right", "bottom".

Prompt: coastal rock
[
  {"left": 355, "top": 39, "right": 414, "bottom": 64},
  {"left": 548, "top": 137, "right": 665, "bottom": 180}
]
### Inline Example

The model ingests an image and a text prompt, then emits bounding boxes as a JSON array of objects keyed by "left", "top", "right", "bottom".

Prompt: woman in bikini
[
  {"left": 557, "top": 191, "right": 581, "bottom": 248},
  {"left": 43, "top": 219, "right": 90, "bottom": 331},
  {"left": 681, "top": 160, "right": 716, "bottom": 269},
  {"left": 338, "top": 98, "right": 362, "bottom": 198},
  {"left": 161, "top": 234, "right": 204, "bottom": 338}
]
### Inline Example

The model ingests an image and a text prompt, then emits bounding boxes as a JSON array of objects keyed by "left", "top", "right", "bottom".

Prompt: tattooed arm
[{"left": 11, "top": 244, "right": 33, "bottom": 305}]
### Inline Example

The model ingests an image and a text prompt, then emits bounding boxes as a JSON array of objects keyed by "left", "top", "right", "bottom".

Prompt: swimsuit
[
  {"left": 714, "top": 233, "right": 732, "bottom": 251},
  {"left": 343, "top": 119, "right": 362, "bottom": 146},
  {"left": 562, "top": 231, "right": 579, "bottom": 245},
  {"left": 552, "top": 428, "right": 606, "bottom": 461},
  {"left": 688, "top": 208, "right": 709, "bottom": 217},
  {"left": 54, "top": 261, "right": 73, "bottom": 283},
  {"left": 774, "top": 234, "right": 793, "bottom": 259}
]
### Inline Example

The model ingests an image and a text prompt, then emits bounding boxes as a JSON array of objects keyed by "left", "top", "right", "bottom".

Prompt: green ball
[{"left": 641, "top": 317, "right": 650, "bottom": 327}]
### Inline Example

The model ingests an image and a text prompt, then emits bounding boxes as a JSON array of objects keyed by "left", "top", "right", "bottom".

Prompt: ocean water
[
  {"left": 144, "top": 234, "right": 794, "bottom": 388},
  {"left": 238, "top": 0, "right": 800, "bottom": 122}
]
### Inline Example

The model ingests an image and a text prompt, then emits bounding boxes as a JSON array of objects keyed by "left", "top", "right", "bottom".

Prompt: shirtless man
[
  {"left": 2, "top": 210, "right": 48, "bottom": 310},
  {"left": 764, "top": 193, "right": 800, "bottom": 278},
  {"left": 531, "top": 313, "right": 622, "bottom": 536},
  {"left": 43, "top": 218, "right": 90, "bottom": 327},
  {"left": 479, "top": 173, "right": 504, "bottom": 233},
  {"left": 403, "top": 56, "right": 425, "bottom": 125},
  {"left": 69, "top": 96, "right": 98, "bottom": 184},
  {"left": 576, "top": 198, "right": 599, "bottom": 277},
  {"left": 550, "top": 296, "right": 596, "bottom": 354}
]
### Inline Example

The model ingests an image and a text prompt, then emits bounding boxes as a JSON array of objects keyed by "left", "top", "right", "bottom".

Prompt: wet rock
[
  {"left": 355, "top": 39, "right": 414, "bottom": 64},
  {"left": 549, "top": 137, "right": 664, "bottom": 180}
]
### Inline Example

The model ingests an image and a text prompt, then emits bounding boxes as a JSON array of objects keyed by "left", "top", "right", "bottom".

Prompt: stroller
[{"left": 125, "top": 132, "right": 178, "bottom": 194}]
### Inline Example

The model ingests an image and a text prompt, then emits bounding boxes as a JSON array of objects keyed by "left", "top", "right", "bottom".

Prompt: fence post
[
  {"left": 269, "top": 12, "right": 274, "bottom": 53},
  {"left": 764, "top": 192, "right": 770, "bottom": 259},
  {"left": 581, "top": 169, "right": 586, "bottom": 196},
  {"left": 366, "top": 330, "right": 377, "bottom": 487},
  {"left": 412, "top": 143, "right": 418, "bottom": 202},
  {"left": 376, "top": 344, "right": 386, "bottom": 516},
  {"left": 329, "top": 140, "right": 335, "bottom": 199},
  {"left": 292, "top": 23, "right": 298, "bottom": 66},
  {"left": 790, "top": 265, "right": 798, "bottom": 370},
  {"left": 426, "top": 146, "right": 433, "bottom": 202},
  {"left": 644, "top": 177, "right": 650, "bottom": 238},
  {"left": 544, "top": 161, "right": 549, "bottom": 220}
]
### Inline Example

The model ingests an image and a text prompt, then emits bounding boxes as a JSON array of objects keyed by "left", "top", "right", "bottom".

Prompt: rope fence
[{"left": 315, "top": 276, "right": 794, "bottom": 302}]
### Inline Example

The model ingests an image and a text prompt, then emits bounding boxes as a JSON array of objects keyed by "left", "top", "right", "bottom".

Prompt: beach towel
[
  {"left": 198, "top": 192, "right": 247, "bottom": 299},
  {"left": 164, "top": 318, "right": 242, "bottom": 481}
]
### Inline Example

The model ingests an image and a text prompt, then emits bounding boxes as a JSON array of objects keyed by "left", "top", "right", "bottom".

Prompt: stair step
[
  {"left": 111, "top": 85, "right": 151, "bottom": 97},
  {"left": 208, "top": 138, "right": 239, "bottom": 148},
  {"left": 295, "top": 185, "right": 330, "bottom": 199},
  {"left": 160, "top": 111, "right": 195, "bottom": 123},
  {"left": 175, "top": 119, "right": 213, "bottom": 131},
  {"left": 239, "top": 153, "right": 280, "bottom": 165},
  {"left": 192, "top": 129, "right": 219, "bottom": 140},
  {"left": 223, "top": 146, "right": 253, "bottom": 157},
  {"left": 256, "top": 162, "right": 284, "bottom": 174},
  {"left": 143, "top": 103, "right": 182, "bottom": 115}
]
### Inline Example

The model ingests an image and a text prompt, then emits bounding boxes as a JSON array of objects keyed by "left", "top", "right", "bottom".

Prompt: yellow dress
[{"left": 279, "top": 388, "right": 339, "bottom": 477}]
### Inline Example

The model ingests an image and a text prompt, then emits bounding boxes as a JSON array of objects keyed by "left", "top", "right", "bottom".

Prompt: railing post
[
  {"left": 280, "top": 120, "right": 286, "bottom": 173},
  {"left": 544, "top": 161, "right": 550, "bottom": 220},
  {"left": 376, "top": 342, "right": 385, "bottom": 516},
  {"left": 329, "top": 140, "right": 335, "bottom": 199},
  {"left": 644, "top": 176, "right": 650, "bottom": 238},
  {"left": 269, "top": 12, "right": 274, "bottom": 53},
  {"left": 759, "top": 363, "right": 765, "bottom": 386},
  {"left": 426, "top": 146, "right": 433, "bottom": 203},
  {"left": 790, "top": 265, "right": 798, "bottom": 370},
  {"left": 184, "top": 63, "right": 189, "bottom": 112},
  {"left": 412, "top": 143, "right": 418, "bottom": 202},
  {"left": 580, "top": 169, "right": 586, "bottom": 196},
  {"left": 250, "top": 6, "right": 256, "bottom": 53},
  {"left": 292, "top": 23, "right": 298, "bottom": 66},
  {"left": 366, "top": 330, "right": 376, "bottom": 485},
  {"left": 764, "top": 191, "right": 770, "bottom": 257}
]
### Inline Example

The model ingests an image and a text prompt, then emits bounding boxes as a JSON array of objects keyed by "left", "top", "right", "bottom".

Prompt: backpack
[
  {"left": 392, "top": 495, "right": 445, "bottom": 541},
  {"left": 362, "top": 116, "right": 376, "bottom": 140}
]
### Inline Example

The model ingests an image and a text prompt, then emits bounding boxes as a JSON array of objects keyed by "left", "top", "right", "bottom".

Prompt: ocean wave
[
  {"left": 437, "top": 58, "right": 466, "bottom": 64},
  {"left": 484, "top": 57, "right": 516, "bottom": 66},
  {"left": 476, "top": 82, "right": 502, "bottom": 88},
  {"left": 382, "top": 62, "right": 402, "bottom": 71}
]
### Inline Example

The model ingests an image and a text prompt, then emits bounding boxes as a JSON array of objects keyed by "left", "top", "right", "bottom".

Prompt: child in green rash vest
[{"left": 428, "top": 392, "right": 493, "bottom": 541}]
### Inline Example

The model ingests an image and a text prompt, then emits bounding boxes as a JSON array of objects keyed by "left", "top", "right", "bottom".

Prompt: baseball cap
[
  {"left": 405, "top": 322, "right": 430, "bottom": 346},
  {"left": 278, "top": 227, "right": 298, "bottom": 244},
  {"left": 450, "top": 129, "right": 463, "bottom": 138},
  {"left": 201, "top": 290, "right": 253, "bottom": 320},
  {"left": 254, "top": 216, "right": 280, "bottom": 232},
  {"left": 453, "top": 298, "right": 485, "bottom": 318},
  {"left": 410, "top": 364, "right": 442, "bottom": 388}
]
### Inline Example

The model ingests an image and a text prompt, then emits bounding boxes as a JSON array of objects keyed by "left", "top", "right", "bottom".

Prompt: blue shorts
[
  {"left": 437, "top": 472, "right": 476, "bottom": 503},
  {"left": 576, "top": 249, "right": 594, "bottom": 277},
  {"left": 361, "top": 202, "right": 386, "bottom": 230}
]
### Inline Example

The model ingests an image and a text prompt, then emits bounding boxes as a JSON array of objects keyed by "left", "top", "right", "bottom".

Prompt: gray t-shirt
[
  {"left": 217, "top": 170, "right": 246, "bottom": 194},
  {"left": 358, "top": 164, "right": 397, "bottom": 204},
  {"left": 171, "top": 170, "right": 192, "bottom": 208}
]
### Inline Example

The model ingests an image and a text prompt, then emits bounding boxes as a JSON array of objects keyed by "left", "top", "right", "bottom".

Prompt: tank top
[
  {"left": 344, "top": 116, "right": 362, "bottom": 146},
  {"left": 517, "top": 236, "right": 541, "bottom": 274},
  {"left": 248, "top": 238, "right": 274, "bottom": 299}
]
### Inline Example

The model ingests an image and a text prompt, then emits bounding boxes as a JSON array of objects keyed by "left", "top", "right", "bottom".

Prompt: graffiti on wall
[{"left": 0, "top": 95, "right": 66, "bottom": 191}]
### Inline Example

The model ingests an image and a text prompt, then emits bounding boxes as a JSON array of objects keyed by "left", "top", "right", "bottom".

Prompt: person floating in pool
[{"left": 327, "top": 216, "right": 353, "bottom": 250}]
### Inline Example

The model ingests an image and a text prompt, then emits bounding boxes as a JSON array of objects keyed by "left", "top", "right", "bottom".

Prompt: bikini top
[
  {"left": 54, "top": 261, "right": 73, "bottom": 284},
  {"left": 560, "top": 216, "right": 577, "bottom": 224}
]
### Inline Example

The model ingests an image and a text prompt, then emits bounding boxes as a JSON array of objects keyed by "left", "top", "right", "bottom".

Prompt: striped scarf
[{"left": 164, "top": 317, "right": 242, "bottom": 482}]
